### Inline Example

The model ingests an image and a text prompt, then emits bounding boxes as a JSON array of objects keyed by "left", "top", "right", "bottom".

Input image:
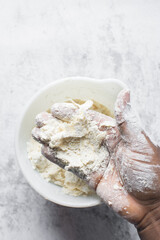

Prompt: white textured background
[{"left": 1, "top": 1, "right": 160, "bottom": 239}]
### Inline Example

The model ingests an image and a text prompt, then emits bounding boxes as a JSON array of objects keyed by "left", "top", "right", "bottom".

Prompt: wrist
[{"left": 136, "top": 203, "right": 160, "bottom": 240}]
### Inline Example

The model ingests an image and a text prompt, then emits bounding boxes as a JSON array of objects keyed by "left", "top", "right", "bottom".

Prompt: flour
[
  {"left": 29, "top": 99, "right": 112, "bottom": 196},
  {"left": 27, "top": 138, "right": 94, "bottom": 196},
  {"left": 37, "top": 100, "right": 112, "bottom": 180}
]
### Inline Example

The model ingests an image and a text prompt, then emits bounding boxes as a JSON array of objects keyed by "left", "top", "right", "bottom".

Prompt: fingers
[
  {"left": 41, "top": 144, "right": 109, "bottom": 186},
  {"left": 115, "top": 89, "right": 130, "bottom": 126},
  {"left": 87, "top": 110, "right": 121, "bottom": 153},
  {"left": 104, "top": 127, "right": 121, "bottom": 153},
  {"left": 88, "top": 110, "right": 116, "bottom": 129},
  {"left": 33, "top": 102, "right": 78, "bottom": 144},
  {"left": 115, "top": 89, "right": 142, "bottom": 143},
  {"left": 35, "top": 102, "right": 77, "bottom": 129},
  {"left": 51, "top": 103, "right": 77, "bottom": 122},
  {"left": 41, "top": 145, "right": 67, "bottom": 169},
  {"left": 32, "top": 127, "right": 41, "bottom": 142},
  {"left": 32, "top": 111, "right": 53, "bottom": 143},
  {"left": 35, "top": 112, "right": 53, "bottom": 127},
  {"left": 32, "top": 127, "right": 50, "bottom": 145},
  {"left": 41, "top": 145, "right": 87, "bottom": 180},
  {"left": 32, "top": 112, "right": 53, "bottom": 144}
]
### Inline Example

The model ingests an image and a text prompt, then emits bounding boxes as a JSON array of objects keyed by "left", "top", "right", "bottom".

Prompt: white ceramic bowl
[{"left": 15, "top": 77, "right": 126, "bottom": 208}]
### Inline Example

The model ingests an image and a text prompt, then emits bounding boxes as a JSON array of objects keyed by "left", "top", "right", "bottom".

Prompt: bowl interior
[{"left": 16, "top": 77, "right": 126, "bottom": 208}]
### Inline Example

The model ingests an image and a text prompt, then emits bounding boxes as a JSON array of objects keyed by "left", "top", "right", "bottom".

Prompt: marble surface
[{"left": 1, "top": 1, "right": 160, "bottom": 239}]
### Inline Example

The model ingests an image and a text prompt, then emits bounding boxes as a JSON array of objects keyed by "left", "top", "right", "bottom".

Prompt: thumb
[{"left": 114, "top": 89, "right": 142, "bottom": 143}]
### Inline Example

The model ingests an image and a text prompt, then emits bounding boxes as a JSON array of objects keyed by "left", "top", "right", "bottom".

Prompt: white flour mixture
[
  {"left": 27, "top": 99, "right": 112, "bottom": 196},
  {"left": 27, "top": 138, "right": 93, "bottom": 196}
]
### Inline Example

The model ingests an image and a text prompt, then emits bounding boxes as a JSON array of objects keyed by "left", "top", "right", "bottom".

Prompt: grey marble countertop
[{"left": 1, "top": 1, "right": 160, "bottom": 239}]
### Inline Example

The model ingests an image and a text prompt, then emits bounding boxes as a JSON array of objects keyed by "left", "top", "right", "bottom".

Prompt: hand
[{"left": 32, "top": 90, "right": 160, "bottom": 239}]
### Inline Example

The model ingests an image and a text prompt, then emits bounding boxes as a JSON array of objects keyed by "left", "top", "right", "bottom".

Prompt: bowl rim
[{"left": 15, "top": 76, "right": 127, "bottom": 208}]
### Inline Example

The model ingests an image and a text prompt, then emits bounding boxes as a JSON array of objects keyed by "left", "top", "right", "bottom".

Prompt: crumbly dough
[
  {"left": 27, "top": 138, "right": 93, "bottom": 196},
  {"left": 27, "top": 99, "right": 112, "bottom": 196}
]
